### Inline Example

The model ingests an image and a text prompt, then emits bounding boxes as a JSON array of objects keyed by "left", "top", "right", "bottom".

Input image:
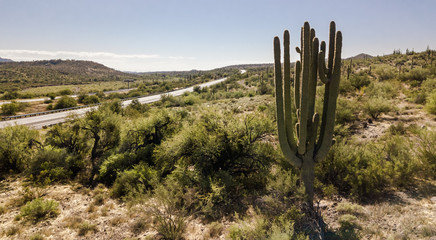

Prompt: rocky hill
[
  {"left": 0, "top": 59, "right": 131, "bottom": 92},
  {"left": 0, "top": 57, "right": 13, "bottom": 63}
]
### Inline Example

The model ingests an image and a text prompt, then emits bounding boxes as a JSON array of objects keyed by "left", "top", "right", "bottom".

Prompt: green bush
[
  {"left": 399, "top": 68, "right": 428, "bottom": 82},
  {"left": 365, "top": 80, "right": 399, "bottom": 99},
  {"left": 54, "top": 96, "right": 77, "bottom": 109},
  {"left": 316, "top": 140, "right": 390, "bottom": 199},
  {"left": 80, "top": 95, "right": 100, "bottom": 105},
  {"left": 98, "top": 153, "right": 137, "bottom": 185},
  {"left": 375, "top": 67, "right": 396, "bottom": 81},
  {"left": 110, "top": 164, "right": 158, "bottom": 199},
  {"left": 28, "top": 147, "right": 83, "bottom": 184},
  {"left": 316, "top": 136, "right": 422, "bottom": 199},
  {"left": 0, "top": 125, "right": 39, "bottom": 173},
  {"left": 19, "top": 198, "right": 59, "bottom": 223},
  {"left": 349, "top": 72, "right": 371, "bottom": 89},
  {"left": 1, "top": 101, "right": 28, "bottom": 116},
  {"left": 335, "top": 98, "right": 359, "bottom": 124},
  {"left": 425, "top": 90, "right": 436, "bottom": 114},
  {"left": 154, "top": 110, "right": 276, "bottom": 217},
  {"left": 416, "top": 131, "right": 436, "bottom": 179},
  {"left": 58, "top": 89, "right": 72, "bottom": 96},
  {"left": 363, "top": 97, "right": 393, "bottom": 119}
]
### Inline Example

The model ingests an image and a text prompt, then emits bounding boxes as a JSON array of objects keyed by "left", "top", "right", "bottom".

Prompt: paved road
[
  {"left": 0, "top": 88, "right": 135, "bottom": 105},
  {"left": 0, "top": 77, "right": 227, "bottom": 129}
]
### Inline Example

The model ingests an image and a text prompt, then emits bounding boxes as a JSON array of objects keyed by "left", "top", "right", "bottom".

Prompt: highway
[
  {"left": 0, "top": 88, "right": 135, "bottom": 106},
  {"left": 0, "top": 77, "right": 227, "bottom": 129}
]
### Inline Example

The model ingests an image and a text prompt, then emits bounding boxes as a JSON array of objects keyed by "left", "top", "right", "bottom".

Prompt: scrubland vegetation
[{"left": 0, "top": 50, "right": 436, "bottom": 239}]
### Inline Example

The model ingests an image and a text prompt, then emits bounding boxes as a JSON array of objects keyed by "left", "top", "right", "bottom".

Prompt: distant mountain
[
  {"left": 0, "top": 57, "right": 13, "bottom": 62},
  {"left": 0, "top": 59, "right": 132, "bottom": 92},
  {"left": 346, "top": 53, "right": 373, "bottom": 60}
]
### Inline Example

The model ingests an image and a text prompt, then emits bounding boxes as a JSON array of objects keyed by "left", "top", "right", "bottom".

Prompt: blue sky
[{"left": 0, "top": 0, "right": 435, "bottom": 71}]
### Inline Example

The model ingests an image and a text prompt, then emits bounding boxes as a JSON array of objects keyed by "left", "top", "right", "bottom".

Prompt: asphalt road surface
[{"left": 0, "top": 77, "right": 227, "bottom": 129}]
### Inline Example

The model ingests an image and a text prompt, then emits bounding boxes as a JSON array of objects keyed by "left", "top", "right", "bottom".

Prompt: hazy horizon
[{"left": 1, "top": 0, "right": 435, "bottom": 72}]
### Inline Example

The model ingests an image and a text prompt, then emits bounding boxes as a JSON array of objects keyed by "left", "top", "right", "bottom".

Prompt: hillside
[
  {"left": 0, "top": 59, "right": 131, "bottom": 93},
  {"left": 0, "top": 57, "right": 13, "bottom": 63}
]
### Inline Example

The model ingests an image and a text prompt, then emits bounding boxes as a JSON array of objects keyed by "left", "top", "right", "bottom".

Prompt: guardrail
[
  {"left": 1, "top": 103, "right": 102, "bottom": 121},
  {"left": 1, "top": 91, "right": 169, "bottom": 121},
  {"left": 1, "top": 78, "right": 225, "bottom": 122}
]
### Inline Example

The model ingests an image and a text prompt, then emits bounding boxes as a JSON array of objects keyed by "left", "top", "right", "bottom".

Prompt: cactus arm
[
  {"left": 318, "top": 50, "right": 328, "bottom": 84},
  {"left": 307, "top": 37, "right": 319, "bottom": 121},
  {"left": 283, "top": 30, "right": 297, "bottom": 151},
  {"left": 327, "top": 21, "right": 336, "bottom": 78},
  {"left": 274, "top": 37, "right": 302, "bottom": 168},
  {"left": 294, "top": 60, "right": 301, "bottom": 110},
  {"left": 298, "top": 22, "right": 311, "bottom": 155},
  {"left": 315, "top": 31, "right": 342, "bottom": 162},
  {"left": 318, "top": 41, "right": 328, "bottom": 84}
]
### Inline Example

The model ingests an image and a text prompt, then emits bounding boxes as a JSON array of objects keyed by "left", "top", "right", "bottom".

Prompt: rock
[{"left": 431, "top": 196, "right": 436, "bottom": 203}]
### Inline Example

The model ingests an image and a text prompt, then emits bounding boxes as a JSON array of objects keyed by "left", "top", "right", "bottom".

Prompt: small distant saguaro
[{"left": 273, "top": 21, "right": 342, "bottom": 207}]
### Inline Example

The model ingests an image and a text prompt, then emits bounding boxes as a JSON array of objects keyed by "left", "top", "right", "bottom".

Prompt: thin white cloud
[{"left": 0, "top": 49, "right": 160, "bottom": 59}]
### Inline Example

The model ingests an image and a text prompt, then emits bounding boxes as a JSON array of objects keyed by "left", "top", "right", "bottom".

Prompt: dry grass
[
  {"left": 3, "top": 225, "right": 21, "bottom": 237},
  {"left": 20, "top": 81, "right": 133, "bottom": 96},
  {"left": 322, "top": 180, "right": 436, "bottom": 240},
  {"left": 78, "top": 222, "right": 98, "bottom": 236}
]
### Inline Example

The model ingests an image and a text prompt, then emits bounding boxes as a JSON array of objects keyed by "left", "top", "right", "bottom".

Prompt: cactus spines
[{"left": 274, "top": 21, "right": 342, "bottom": 206}]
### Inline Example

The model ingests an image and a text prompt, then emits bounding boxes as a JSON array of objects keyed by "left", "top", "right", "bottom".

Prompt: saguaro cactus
[{"left": 273, "top": 21, "right": 342, "bottom": 206}]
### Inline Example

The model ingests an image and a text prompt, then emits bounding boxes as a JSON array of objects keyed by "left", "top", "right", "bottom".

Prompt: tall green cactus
[{"left": 274, "top": 21, "right": 342, "bottom": 206}]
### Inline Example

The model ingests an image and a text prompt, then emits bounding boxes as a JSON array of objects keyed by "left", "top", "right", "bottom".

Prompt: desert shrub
[
  {"left": 19, "top": 198, "right": 59, "bottom": 223},
  {"left": 1, "top": 101, "right": 28, "bottom": 115},
  {"left": 110, "top": 163, "right": 158, "bottom": 199},
  {"left": 349, "top": 72, "right": 371, "bottom": 89},
  {"left": 317, "top": 135, "right": 423, "bottom": 199},
  {"left": 425, "top": 90, "right": 436, "bottom": 114},
  {"left": 154, "top": 110, "right": 277, "bottom": 217},
  {"left": 339, "top": 78, "right": 355, "bottom": 94},
  {"left": 399, "top": 68, "right": 428, "bottom": 82},
  {"left": 336, "top": 202, "right": 364, "bottom": 216},
  {"left": 125, "top": 99, "right": 149, "bottom": 114},
  {"left": 29, "top": 233, "right": 44, "bottom": 240},
  {"left": 384, "top": 136, "right": 417, "bottom": 187},
  {"left": 363, "top": 97, "right": 393, "bottom": 119},
  {"left": 228, "top": 214, "right": 269, "bottom": 240},
  {"left": 120, "top": 109, "right": 180, "bottom": 157},
  {"left": 258, "top": 81, "right": 273, "bottom": 95},
  {"left": 182, "top": 94, "right": 200, "bottom": 106},
  {"left": 335, "top": 98, "right": 359, "bottom": 124},
  {"left": 0, "top": 125, "right": 39, "bottom": 173},
  {"left": 78, "top": 222, "right": 98, "bottom": 236},
  {"left": 151, "top": 182, "right": 187, "bottom": 240},
  {"left": 28, "top": 147, "right": 83, "bottom": 184},
  {"left": 1, "top": 91, "right": 20, "bottom": 100},
  {"left": 416, "top": 131, "right": 436, "bottom": 179},
  {"left": 337, "top": 214, "right": 360, "bottom": 240},
  {"left": 316, "top": 140, "right": 390, "bottom": 199},
  {"left": 81, "top": 95, "right": 100, "bottom": 105},
  {"left": 228, "top": 210, "right": 307, "bottom": 240},
  {"left": 375, "top": 67, "right": 396, "bottom": 81},
  {"left": 365, "top": 80, "right": 399, "bottom": 99},
  {"left": 58, "top": 89, "right": 72, "bottom": 96},
  {"left": 54, "top": 96, "right": 77, "bottom": 109},
  {"left": 98, "top": 152, "right": 138, "bottom": 185},
  {"left": 45, "top": 122, "right": 89, "bottom": 155},
  {"left": 47, "top": 92, "right": 56, "bottom": 100},
  {"left": 159, "top": 93, "right": 183, "bottom": 107},
  {"left": 4, "top": 226, "right": 21, "bottom": 236}
]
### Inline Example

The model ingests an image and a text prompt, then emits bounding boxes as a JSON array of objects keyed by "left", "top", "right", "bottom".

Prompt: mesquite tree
[{"left": 273, "top": 21, "right": 342, "bottom": 206}]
